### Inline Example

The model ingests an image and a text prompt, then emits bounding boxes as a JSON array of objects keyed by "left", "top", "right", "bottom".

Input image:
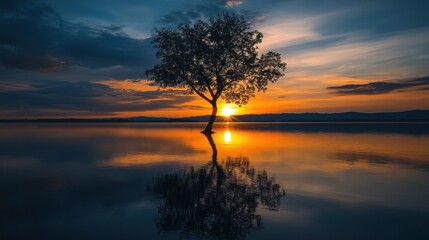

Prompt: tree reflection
[{"left": 149, "top": 133, "right": 286, "bottom": 240}]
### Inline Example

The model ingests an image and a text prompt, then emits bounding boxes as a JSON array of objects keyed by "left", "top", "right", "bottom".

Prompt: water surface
[{"left": 1, "top": 122, "right": 429, "bottom": 239}]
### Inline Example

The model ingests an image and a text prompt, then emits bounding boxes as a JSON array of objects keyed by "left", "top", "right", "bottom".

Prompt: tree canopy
[{"left": 146, "top": 13, "right": 286, "bottom": 133}]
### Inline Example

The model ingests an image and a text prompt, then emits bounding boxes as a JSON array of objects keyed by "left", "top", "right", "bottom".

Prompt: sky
[{"left": 0, "top": 0, "right": 428, "bottom": 119}]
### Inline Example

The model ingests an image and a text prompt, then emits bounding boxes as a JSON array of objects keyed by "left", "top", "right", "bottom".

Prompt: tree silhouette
[
  {"left": 148, "top": 134, "right": 286, "bottom": 240},
  {"left": 146, "top": 14, "right": 286, "bottom": 133}
]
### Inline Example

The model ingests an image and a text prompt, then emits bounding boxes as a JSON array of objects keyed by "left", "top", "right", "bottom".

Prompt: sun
[{"left": 221, "top": 105, "right": 236, "bottom": 117}]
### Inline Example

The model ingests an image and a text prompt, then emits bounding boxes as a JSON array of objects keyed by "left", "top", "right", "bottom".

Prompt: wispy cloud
[
  {"left": 225, "top": 0, "right": 243, "bottom": 7},
  {"left": 258, "top": 16, "right": 322, "bottom": 52},
  {"left": 327, "top": 76, "right": 429, "bottom": 95}
]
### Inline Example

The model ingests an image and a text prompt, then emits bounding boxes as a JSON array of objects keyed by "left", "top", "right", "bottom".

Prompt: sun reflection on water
[{"left": 224, "top": 130, "right": 232, "bottom": 143}]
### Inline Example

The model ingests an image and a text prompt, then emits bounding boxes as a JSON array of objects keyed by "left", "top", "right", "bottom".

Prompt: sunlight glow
[
  {"left": 224, "top": 130, "right": 232, "bottom": 143},
  {"left": 222, "top": 105, "right": 236, "bottom": 117}
]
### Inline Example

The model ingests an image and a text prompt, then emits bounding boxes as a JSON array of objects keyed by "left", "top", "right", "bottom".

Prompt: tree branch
[
  {"left": 204, "top": 77, "right": 215, "bottom": 98},
  {"left": 188, "top": 82, "right": 212, "bottom": 103},
  {"left": 194, "top": 59, "right": 215, "bottom": 99}
]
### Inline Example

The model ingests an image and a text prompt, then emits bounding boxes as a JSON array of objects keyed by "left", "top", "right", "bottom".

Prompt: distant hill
[
  {"left": 187, "top": 110, "right": 429, "bottom": 122},
  {"left": 1, "top": 110, "right": 429, "bottom": 122}
]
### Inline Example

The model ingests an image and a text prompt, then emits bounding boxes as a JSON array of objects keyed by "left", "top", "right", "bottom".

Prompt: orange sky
[
  {"left": 97, "top": 75, "right": 429, "bottom": 118},
  {"left": 1, "top": 0, "right": 429, "bottom": 119}
]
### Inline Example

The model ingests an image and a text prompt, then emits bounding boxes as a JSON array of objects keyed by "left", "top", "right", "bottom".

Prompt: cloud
[
  {"left": 156, "top": 0, "right": 257, "bottom": 27},
  {"left": 0, "top": 1, "right": 156, "bottom": 72},
  {"left": 225, "top": 0, "right": 244, "bottom": 7},
  {"left": 255, "top": 4, "right": 429, "bottom": 79},
  {"left": 327, "top": 76, "right": 429, "bottom": 95},
  {"left": 0, "top": 55, "right": 65, "bottom": 73},
  {"left": 0, "top": 79, "right": 196, "bottom": 117},
  {"left": 258, "top": 15, "right": 323, "bottom": 51},
  {"left": 159, "top": 9, "right": 205, "bottom": 25},
  {"left": 331, "top": 151, "right": 429, "bottom": 171}
]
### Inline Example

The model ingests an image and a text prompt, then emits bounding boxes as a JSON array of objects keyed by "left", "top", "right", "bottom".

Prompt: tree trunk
[
  {"left": 201, "top": 101, "right": 217, "bottom": 134},
  {"left": 203, "top": 132, "right": 223, "bottom": 197},
  {"left": 204, "top": 132, "right": 218, "bottom": 163}
]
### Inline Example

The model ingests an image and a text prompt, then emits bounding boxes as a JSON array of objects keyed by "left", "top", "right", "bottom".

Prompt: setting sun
[{"left": 222, "top": 105, "right": 236, "bottom": 117}]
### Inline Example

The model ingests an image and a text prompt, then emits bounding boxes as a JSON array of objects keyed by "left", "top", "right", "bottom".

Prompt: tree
[{"left": 146, "top": 13, "right": 286, "bottom": 134}]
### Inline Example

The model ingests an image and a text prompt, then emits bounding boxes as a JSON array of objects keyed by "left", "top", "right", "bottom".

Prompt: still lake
[{"left": 1, "top": 122, "right": 429, "bottom": 240}]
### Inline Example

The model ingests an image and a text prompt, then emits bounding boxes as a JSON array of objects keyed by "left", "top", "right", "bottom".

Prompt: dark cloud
[
  {"left": 0, "top": 1, "right": 156, "bottom": 72},
  {"left": 177, "top": 104, "right": 206, "bottom": 110},
  {"left": 132, "top": 89, "right": 190, "bottom": 98},
  {"left": 0, "top": 55, "right": 65, "bottom": 73},
  {"left": 157, "top": 0, "right": 259, "bottom": 27},
  {"left": 0, "top": 0, "right": 34, "bottom": 11},
  {"left": 0, "top": 80, "right": 196, "bottom": 117},
  {"left": 327, "top": 76, "right": 429, "bottom": 95},
  {"left": 315, "top": 0, "right": 429, "bottom": 36},
  {"left": 158, "top": 3, "right": 225, "bottom": 26}
]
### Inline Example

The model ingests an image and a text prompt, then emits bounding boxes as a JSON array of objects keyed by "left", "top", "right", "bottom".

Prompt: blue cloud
[{"left": 0, "top": 1, "right": 156, "bottom": 72}]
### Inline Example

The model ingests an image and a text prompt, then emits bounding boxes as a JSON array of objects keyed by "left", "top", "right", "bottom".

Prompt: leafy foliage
[{"left": 146, "top": 13, "right": 286, "bottom": 106}]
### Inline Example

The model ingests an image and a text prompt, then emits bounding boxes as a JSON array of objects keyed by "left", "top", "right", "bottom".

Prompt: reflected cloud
[
  {"left": 331, "top": 151, "right": 429, "bottom": 171},
  {"left": 148, "top": 133, "right": 286, "bottom": 239}
]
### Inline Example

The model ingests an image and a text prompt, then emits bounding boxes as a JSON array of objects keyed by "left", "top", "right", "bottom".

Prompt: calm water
[{"left": 1, "top": 122, "right": 429, "bottom": 240}]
